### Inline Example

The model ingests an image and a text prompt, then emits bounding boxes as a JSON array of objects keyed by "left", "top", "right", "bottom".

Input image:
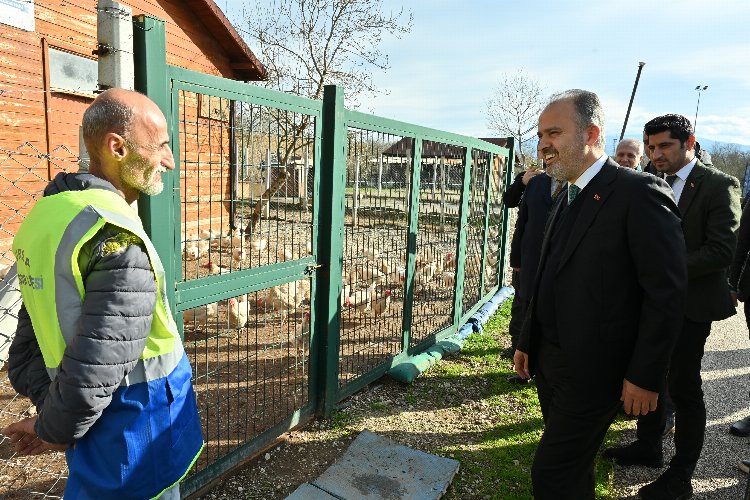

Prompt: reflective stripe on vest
[{"left": 13, "top": 188, "right": 182, "bottom": 386}]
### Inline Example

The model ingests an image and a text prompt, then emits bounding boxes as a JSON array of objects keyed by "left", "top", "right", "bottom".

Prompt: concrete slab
[
  {"left": 285, "top": 483, "right": 339, "bottom": 500},
  {"left": 302, "top": 429, "right": 459, "bottom": 500}
]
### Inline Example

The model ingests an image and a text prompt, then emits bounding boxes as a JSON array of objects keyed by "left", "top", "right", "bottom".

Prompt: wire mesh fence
[
  {"left": 0, "top": 142, "right": 78, "bottom": 499},
  {"left": 339, "top": 129, "right": 410, "bottom": 385},
  {"left": 0, "top": 86, "right": 512, "bottom": 497},
  {"left": 174, "top": 88, "right": 316, "bottom": 476}
]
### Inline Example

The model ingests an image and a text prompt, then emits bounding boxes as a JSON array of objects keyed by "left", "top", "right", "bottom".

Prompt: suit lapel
[
  {"left": 557, "top": 161, "right": 617, "bottom": 272},
  {"left": 677, "top": 160, "right": 706, "bottom": 215},
  {"left": 533, "top": 184, "right": 567, "bottom": 292}
]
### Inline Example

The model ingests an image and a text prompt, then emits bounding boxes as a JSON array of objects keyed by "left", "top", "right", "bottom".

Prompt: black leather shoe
[
  {"left": 602, "top": 440, "right": 663, "bottom": 468},
  {"left": 737, "top": 459, "right": 750, "bottom": 474},
  {"left": 638, "top": 469, "right": 693, "bottom": 499},
  {"left": 506, "top": 374, "right": 530, "bottom": 385},
  {"left": 730, "top": 415, "right": 750, "bottom": 437},
  {"left": 662, "top": 411, "right": 675, "bottom": 436}
]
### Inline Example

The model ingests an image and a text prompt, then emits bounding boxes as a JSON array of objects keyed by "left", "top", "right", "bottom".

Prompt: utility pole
[
  {"left": 620, "top": 62, "right": 646, "bottom": 141},
  {"left": 694, "top": 85, "right": 709, "bottom": 135},
  {"left": 79, "top": 1, "right": 134, "bottom": 172}
]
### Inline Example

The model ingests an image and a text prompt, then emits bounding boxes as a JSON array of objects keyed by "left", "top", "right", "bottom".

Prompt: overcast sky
[{"left": 220, "top": 0, "right": 750, "bottom": 150}]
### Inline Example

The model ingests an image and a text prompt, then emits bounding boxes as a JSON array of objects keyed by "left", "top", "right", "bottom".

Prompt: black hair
[{"left": 643, "top": 114, "right": 694, "bottom": 147}]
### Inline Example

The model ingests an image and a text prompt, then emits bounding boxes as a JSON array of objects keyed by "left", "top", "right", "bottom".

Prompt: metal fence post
[
  {"left": 452, "top": 147, "right": 474, "bottom": 325},
  {"left": 400, "top": 139, "right": 423, "bottom": 352},
  {"left": 133, "top": 15, "right": 177, "bottom": 320},
  {"left": 479, "top": 152, "right": 493, "bottom": 293},
  {"left": 317, "top": 85, "right": 347, "bottom": 415},
  {"left": 498, "top": 138, "right": 515, "bottom": 283}
]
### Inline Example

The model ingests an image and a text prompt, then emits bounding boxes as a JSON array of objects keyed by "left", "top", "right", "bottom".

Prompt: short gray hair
[
  {"left": 81, "top": 94, "right": 135, "bottom": 158},
  {"left": 616, "top": 138, "right": 643, "bottom": 156},
  {"left": 547, "top": 89, "right": 606, "bottom": 150}
]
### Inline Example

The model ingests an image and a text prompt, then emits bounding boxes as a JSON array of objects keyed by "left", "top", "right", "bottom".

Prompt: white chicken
[
  {"left": 344, "top": 283, "right": 376, "bottom": 314},
  {"left": 204, "top": 261, "right": 230, "bottom": 274},
  {"left": 258, "top": 282, "right": 306, "bottom": 325},
  {"left": 227, "top": 297, "right": 248, "bottom": 328},
  {"left": 184, "top": 244, "right": 200, "bottom": 260},
  {"left": 371, "top": 289, "right": 392, "bottom": 318},
  {"left": 249, "top": 237, "right": 268, "bottom": 252},
  {"left": 182, "top": 302, "right": 217, "bottom": 328},
  {"left": 232, "top": 246, "right": 247, "bottom": 263},
  {"left": 297, "top": 309, "right": 311, "bottom": 337}
]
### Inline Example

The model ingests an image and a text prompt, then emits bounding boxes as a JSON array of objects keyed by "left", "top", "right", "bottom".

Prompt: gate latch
[{"left": 304, "top": 263, "right": 323, "bottom": 276}]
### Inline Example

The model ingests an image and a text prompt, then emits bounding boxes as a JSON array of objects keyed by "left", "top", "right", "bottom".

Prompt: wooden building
[{"left": 0, "top": 0, "right": 266, "bottom": 251}]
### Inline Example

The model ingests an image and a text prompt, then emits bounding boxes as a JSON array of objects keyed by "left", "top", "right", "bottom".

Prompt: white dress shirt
[
  {"left": 569, "top": 154, "right": 608, "bottom": 204},
  {"left": 665, "top": 157, "right": 698, "bottom": 203}
]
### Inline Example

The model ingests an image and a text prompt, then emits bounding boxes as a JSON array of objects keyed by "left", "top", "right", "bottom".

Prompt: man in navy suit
[
  {"left": 506, "top": 167, "right": 564, "bottom": 382},
  {"left": 514, "top": 90, "right": 687, "bottom": 499},
  {"left": 604, "top": 114, "right": 740, "bottom": 499}
]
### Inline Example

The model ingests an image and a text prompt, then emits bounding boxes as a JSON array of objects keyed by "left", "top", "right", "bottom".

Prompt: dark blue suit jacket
[{"left": 510, "top": 173, "right": 557, "bottom": 300}]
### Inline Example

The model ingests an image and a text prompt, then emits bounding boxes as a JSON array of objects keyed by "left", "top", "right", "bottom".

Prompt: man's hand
[
  {"left": 730, "top": 290, "right": 740, "bottom": 306},
  {"left": 513, "top": 350, "right": 530, "bottom": 380},
  {"left": 522, "top": 168, "right": 542, "bottom": 185},
  {"left": 1, "top": 417, "right": 69, "bottom": 456},
  {"left": 621, "top": 379, "right": 658, "bottom": 416},
  {"left": 512, "top": 267, "right": 521, "bottom": 272}
]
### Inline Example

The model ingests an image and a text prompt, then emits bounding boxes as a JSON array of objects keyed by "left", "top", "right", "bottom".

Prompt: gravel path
[{"left": 613, "top": 307, "right": 750, "bottom": 499}]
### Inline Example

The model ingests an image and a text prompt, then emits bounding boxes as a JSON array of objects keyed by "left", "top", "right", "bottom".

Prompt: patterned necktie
[
  {"left": 551, "top": 180, "right": 564, "bottom": 199},
  {"left": 666, "top": 174, "right": 678, "bottom": 187},
  {"left": 568, "top": 184, "right": 580, "bottom": 204}
]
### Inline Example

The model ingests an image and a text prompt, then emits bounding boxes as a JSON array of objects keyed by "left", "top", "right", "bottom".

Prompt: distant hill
[{"left": 696, "top": 139, "right": 750, "bottom": 154}]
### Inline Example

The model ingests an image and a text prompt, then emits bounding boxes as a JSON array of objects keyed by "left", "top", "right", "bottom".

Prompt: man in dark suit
[
  {"left": 506, "top": 169, "right": 564, "bottom": 377},
  {"left": 604, "top": 114, "right": 740, "bottom": 499},
  {"left": 514, "top": 90, "right": 687, "bottom": 500},
  {"left": 728, "top": 199, "right": 750, "bottom": 437}
]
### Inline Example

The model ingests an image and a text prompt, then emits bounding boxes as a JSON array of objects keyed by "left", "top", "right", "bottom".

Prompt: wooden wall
[{"left": 0, "top": 0, "right": 247, "bottom": 251}]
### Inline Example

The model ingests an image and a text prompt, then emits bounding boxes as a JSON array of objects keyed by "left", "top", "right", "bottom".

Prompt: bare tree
[
  {"left": 710, "top": 143, "right": 750, "bottom": 183},
  {"left": 486, "top": 71, "right": 546, "bottom": 167},
  {"left": 238, "top": 0, "right": 412, "bottom": 233},
  {"left": 241, "top": 0, "right": 412, "bottom": 107}
]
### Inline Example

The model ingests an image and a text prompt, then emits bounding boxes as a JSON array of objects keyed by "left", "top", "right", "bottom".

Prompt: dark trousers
[
  {"left": 533, "top": 339, "right": 620, "bottom": 500},
  {"left": 635, "top": 318, "right": 711, "bottom": 479},
  {"left": 508, "top": 271, "right": 528, "bottom": 352}
]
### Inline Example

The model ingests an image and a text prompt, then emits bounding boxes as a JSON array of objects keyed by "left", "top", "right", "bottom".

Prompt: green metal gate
[{"left": 133, "top": 14, "right": 514, "bottom": 496}]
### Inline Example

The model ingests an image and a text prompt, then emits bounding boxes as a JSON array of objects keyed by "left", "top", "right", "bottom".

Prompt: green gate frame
[{"left": 134, "top": 14, "right": 515, "bottom": 495}]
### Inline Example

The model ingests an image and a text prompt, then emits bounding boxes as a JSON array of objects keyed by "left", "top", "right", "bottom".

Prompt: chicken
[
  {"left": 258, "top": 282, "right": 306, "bottom": 325},
  {"left": 184, "top": 244, "right": 200, "bottom": 260},
  {"left": 199, "top": 229, "right": 221, "bottom": 240},
  {"left": 350, "top": 262, "right": 385, "bottom": 286},
  {"left": 276, "top": 247, "right": 293, "bottom": 262},
  {"left": 371, "top": 289, "right": 392, "bottom": 318},
  {"left": 297, "top": 309, "right": 311, "bottom": 336},
  {"left": 380, "top": 260, "right": 406, "bottom": 288},
  {"left": 198, "top": 239, "right": 210, "bottom": 256},
  {"left": 232, "top": 246, "right": 247, "bottom": 263},
  {"left": 227, "top": 297, "right": 248, "bottom": 328},
  {"left": 438, "top": 271, "right": 455, "bottom": 287},
  {"left": 442, "top": 251, "right": 456, "bottom": 271},
  {"left": 341, "top": 281, "right": 351, "bottom": 307},
  {"left": 182, "top": 302, "right": 217, "bottom": 328},
  {"left": 204, "top": 261, "right": 230, "bottom": 274},
  {"left": 344, "top": 283, "right": 376, "bottom": 314},
  {"left": 363, "top": 248, "right": 379, "bottom": 262},
  {"left": 249, "top": 237, "right": 268, "bottom": 252}
]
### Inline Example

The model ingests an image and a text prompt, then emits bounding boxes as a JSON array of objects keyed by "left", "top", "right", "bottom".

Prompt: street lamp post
[{"left": 694, "top": 85, "right": 708, "bottom": 134}]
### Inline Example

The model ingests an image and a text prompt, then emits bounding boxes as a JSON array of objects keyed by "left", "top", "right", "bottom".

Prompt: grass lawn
[{"left": 422, "top": 299, "right": 629, "bottom": 499}]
